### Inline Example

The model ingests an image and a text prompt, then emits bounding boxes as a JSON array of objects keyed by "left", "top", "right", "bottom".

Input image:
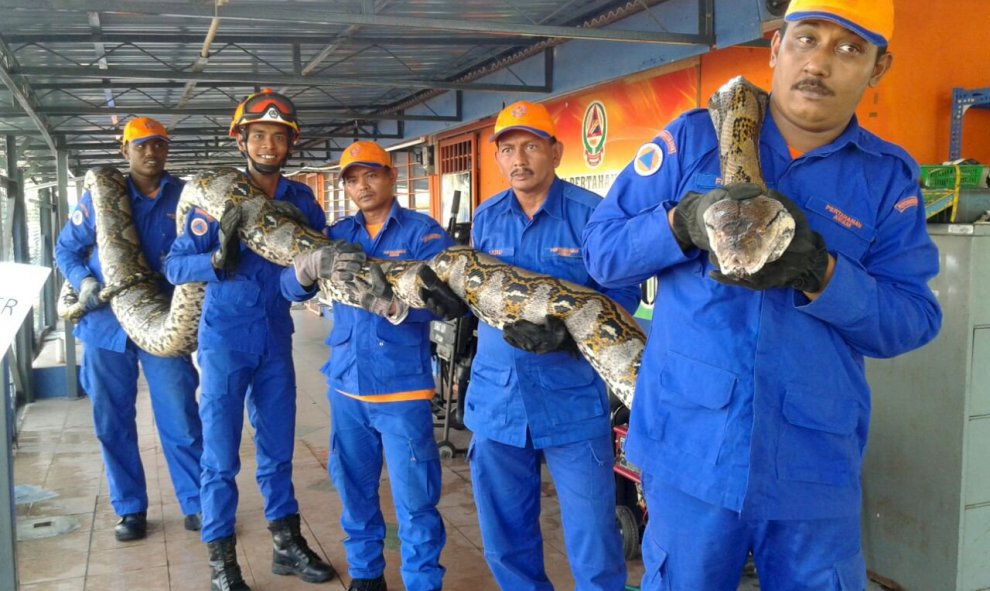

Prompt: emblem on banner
[{"left": 582, "top": 101, "right": 607, "bottom": 168}]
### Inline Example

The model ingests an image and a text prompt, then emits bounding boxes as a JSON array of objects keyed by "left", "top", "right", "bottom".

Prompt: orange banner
[{"left": 546, "top": 66, "right": 698, "bottom": 196}]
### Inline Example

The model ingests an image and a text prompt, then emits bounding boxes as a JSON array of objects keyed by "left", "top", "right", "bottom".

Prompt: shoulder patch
[
  {"left": 422, "top": 232, "right": 442, "bottom": 243},
  {"left": 658, "top": 130, "right": 677, "bottom": 154},
  {"left": 634, "top": 143, "right": 664, "bottom": 176},
  {"left": 190, "top": 217, "right": 209, "bottom": 237},
  {"left": 894, "top": 196, "right": 920, "bottom": 213},
  {"left": 71, "top": 210, "right": 84, "bottom": 226},
  {"left": 193, "top": 207, "right": 216, "bottom": 222}
]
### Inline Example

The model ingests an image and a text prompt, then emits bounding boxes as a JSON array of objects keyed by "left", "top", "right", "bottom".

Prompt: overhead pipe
[{"left": 176, "top": 1, "right": 223, "bottom": 108}]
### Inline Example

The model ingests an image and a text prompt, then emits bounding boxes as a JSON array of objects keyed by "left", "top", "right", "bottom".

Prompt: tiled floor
[{"left": 13, "top": 309, "right": 651, "bottom": 591}]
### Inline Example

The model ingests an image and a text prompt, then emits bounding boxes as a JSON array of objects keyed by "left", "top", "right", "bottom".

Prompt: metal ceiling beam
[
  {"left": 0, "top": 105, "right": 460, "bottom": 122},
  {"left": 1, "top": 33, "right": 529, "bottom": 46},
  {"left": 0, "top": 36, "right": 57, "bottom": 153},
  {"left": 7, "top": 1, "right": 712, "bottom": 45},
  {"left": 15, "top": 66, "right": 548, "bottom": 93},
  {"left": 50, "top": 128, "right": 401, "bottom": 139}
]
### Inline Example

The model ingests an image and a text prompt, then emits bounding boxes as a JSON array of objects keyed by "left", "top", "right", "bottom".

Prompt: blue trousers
[
  {"left": 81, "top": 342, "right": 202, "bottom": 516},
  {"left": 328, "top": 389, "right": 445, "bottom": 591},
  {"left": 639, "top": 476, "right": 866, "bottom": 591},
  {"left": 468, "top": 434, "right": 626, "bottom": 591},
  {"left": 198, "top": 347, "right": 299, "bottom": 542}
]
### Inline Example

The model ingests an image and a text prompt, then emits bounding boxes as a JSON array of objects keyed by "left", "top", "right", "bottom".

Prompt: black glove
[
  {"left": 327, "top": 248, "right": 369, "bottom": 283},
  {"left": 671, "top": 183, "right": 763, "bottom": 253},
  {"left": 353, "top": 264, "right": 395, "bottom": 309},
  {"left": 417, "top": 265, "right": 468, "bottom": 320},
  {"left": 710, "top": 190, "right": 830, "bottom": 293},
  {"left": 210, "top": 205, "right": 243, "bottom": 274},
  {"left": 267, "top": 199, "right": 308, "bottom": 225},
  {"left": 292, "top": 241, "right": 365, "bottom": 288},
  {"left": 78, "top": 277, "right": 103, "bottom": 311},
  {"left": 502, "top": 316, "right": 579, "bottom": 355}
]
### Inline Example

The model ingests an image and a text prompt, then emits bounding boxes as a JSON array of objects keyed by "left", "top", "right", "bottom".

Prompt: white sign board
[{"left": 0, "top": 262, "right": 51, "bottom": 353}]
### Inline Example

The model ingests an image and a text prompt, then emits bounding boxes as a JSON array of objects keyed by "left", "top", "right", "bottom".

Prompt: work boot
[
  {"left": 207, "top": 536, "right": 251, "bottom": 591},
  {"left": 349, "top": 575, "right": 388, "bottom": 591},
  {"left": 114, "top": 512, "right": 147, "bottom": 542},
  {"left": 268, "top": 513, "right": 335, "bottom": 583},
  {"left": 184, "top": 513, "right": 202, "bottom": 531}
]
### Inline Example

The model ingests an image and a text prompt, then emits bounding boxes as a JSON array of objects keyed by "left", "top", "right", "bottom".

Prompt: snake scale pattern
[
  {"left": 56, "top": 76, "right": 772, "bottom": 408},
  {"left": 703, "top": 76, "right": 795, "bottom": 277}
]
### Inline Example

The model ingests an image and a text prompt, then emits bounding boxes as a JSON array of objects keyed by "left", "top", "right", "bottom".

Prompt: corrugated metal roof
[{"left": 0, "top": 0, "right": 712, "bottom": 179}]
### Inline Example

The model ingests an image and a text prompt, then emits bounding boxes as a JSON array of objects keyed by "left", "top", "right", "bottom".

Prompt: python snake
[
  {"left": 703, "top": 76, "right": 795, "bottom": 277},
  {"left": 57, "top": 77, "right": 774, "bottom": 408}
]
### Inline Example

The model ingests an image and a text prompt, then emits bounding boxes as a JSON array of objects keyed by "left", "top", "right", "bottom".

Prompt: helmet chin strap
[{"left": 247, "top": 154, "right": 285, "bottom": 175}]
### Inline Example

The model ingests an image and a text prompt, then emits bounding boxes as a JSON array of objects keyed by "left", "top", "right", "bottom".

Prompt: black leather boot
[
  {"left": 349, "top": 575, "right": 388, "bottom": 591},
  {"left": 268, "top": 513, "right": 335, "bottom": 583},
  {"left": 208, "top": 536, "right": 251, "bottom": 591}
]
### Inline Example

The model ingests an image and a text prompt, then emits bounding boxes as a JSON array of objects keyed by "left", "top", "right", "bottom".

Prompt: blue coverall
[
  {"left": 54, "top": 172, "right": 202, "bottom": 519},
  {"left": 164, "top": 174, "right": 325, "bottom": 543},
  {"left": 283, "top": 199, "right": 451, "bottom": 591},
  {"left": 467, "top": 178, "right": 638, "bottom": 591},
  {"left": 582, "top": 108, "right": 942, "bottom": 590}
]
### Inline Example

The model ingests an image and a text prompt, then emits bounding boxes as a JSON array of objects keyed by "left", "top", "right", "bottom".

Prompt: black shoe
[
  {"left": 208, "top": 536, "right": 251, "bottom": 591},
  {"left": 184, "top": 513, "right": 202, "bottom": 531},
  {"left": 349, "top": 576, "right": 387, "bottom": 591},
  {"left": 114, "top": 512, "right": 147, "bottom": 542},
  {"left": 268, "top": 514, "right": 336, "bottom": 583}
]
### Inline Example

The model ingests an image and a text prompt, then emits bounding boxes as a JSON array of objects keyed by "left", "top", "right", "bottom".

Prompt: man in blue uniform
[
  {"left": 165, "top": 90, "right": 334, "bottom": 590},
  {"left": 467, "top": 101, "right": 637, "bottom": 591},
  {"left": 582, "top": 1, "right": 942, "bottom": 588},
  {"left": 55, "top": 117, "right": 203, "bottom": 542},
  {"left": 284, "top": 140, "right": 465, "bottom": 591}
]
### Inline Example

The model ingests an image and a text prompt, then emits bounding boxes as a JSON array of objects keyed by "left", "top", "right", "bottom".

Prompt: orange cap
[
  {"left": 490, "top": 101, "right": 556, "bottom": 142},
  {"left": 339, "top": 141, "right": 391, "bottom": 176},
  {"left": 785, "top": 0, "right": 893, "bottom": 47},
  {"left": 122, "top": 117, "right": 170, "bottom": 146}
]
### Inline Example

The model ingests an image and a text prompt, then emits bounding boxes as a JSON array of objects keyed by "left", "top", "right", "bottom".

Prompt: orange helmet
[{"left": 229, "top": 89, "right": 300, "bottom": 139}]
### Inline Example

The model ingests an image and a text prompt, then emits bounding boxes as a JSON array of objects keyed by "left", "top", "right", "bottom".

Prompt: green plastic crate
[{"left": 919, "top": 165, "right": 987, "bottom": 189}]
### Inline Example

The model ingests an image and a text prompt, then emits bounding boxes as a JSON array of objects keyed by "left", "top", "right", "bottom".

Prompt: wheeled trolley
[{"left": 430, "top": 315, "right": 477, "bottom": 458}]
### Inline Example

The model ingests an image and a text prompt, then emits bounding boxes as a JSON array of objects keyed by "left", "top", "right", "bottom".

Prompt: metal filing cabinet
[{"left": 863, "top": 223, "right": 990, "bottom": 590}]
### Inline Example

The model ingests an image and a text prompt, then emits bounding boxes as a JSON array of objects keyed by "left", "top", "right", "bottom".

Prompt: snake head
[{"left": 703, "top": 194, "right": 795, "bottom": 277}]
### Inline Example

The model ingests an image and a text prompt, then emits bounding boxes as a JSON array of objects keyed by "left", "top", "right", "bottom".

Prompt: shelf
[{"left": 949, "top": 87, "right": 990, "bottom": 161}]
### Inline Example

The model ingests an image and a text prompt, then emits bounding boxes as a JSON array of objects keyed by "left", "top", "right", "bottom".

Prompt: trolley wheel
[
  {"left": 615, "top": 504, "right": 641, "bottom": 560},
  {"left": 437, "top": 442, "right": 457, "bottom": 459}
]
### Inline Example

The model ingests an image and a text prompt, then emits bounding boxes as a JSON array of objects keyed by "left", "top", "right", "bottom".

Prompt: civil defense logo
[{"left": 582, "top": 100, "right": 607, "bottom": 168}]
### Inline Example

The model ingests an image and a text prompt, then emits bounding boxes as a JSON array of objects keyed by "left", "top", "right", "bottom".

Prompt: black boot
[
  {"left": 268, "top": 513, "right": 336, "bottom": 583},
  {"left": 208, "top": 536, "right": 251, "bottom": 591},
  {"left": 349, "top": 575, "right": 388, "bottom": 591}
]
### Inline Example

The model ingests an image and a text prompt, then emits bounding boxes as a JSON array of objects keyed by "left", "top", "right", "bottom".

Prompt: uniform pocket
[
  {"left": 537, "top": 361, "right": 606, "bottom": 425},
  {"left": 539, "top": 250, "right": 586, "bottom": 285},
  {"left": 805, "top": 196, "right": 876, "bottom": 262},
  {"left": 371, "top": 321, "right": 428, "bottom": 380},
  {"left": 833, "top": 550, "right": 866, "bottom": 590},
  {"left": 402, "top": 429, "right": 442, "bottom": 509},
  {"left": 471, "top": 358, "right": 511, "bottom": 387},
  {"left": 324, "top": 325, "right": 354, "bottom": 382},
  {"left": 466, "top": 359, "right": 511, "bottom": 422},
  {"left": 653, "top": 351, "right": 737, "bottom": 464},
  {"left": 778, "top": 384, "right": 862, "bottom": 486},
  {"left": 641, "top": 535, "right": 672, "bottom": 591},
  {"left": 214, "top": 279, "right": 261, "bottom": 307}
]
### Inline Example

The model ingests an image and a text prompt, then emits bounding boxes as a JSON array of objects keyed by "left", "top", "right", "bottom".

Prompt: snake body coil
[{"left": 58, "top": 78, "right": 770, "bottom": 406}]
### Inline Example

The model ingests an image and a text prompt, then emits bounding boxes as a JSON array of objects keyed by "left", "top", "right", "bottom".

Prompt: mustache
[
  {"left": 510, "top": 168, "right": 533, "bottom": 178},
  {"left": 793, "top": 78, "right": 833, "bottom": 95}
]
